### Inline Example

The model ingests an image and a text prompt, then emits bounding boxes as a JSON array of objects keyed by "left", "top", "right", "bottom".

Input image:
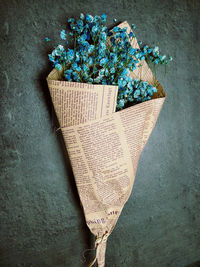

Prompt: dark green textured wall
[{"left": 0, "top": 0, "right": 200, "bottom": 266}]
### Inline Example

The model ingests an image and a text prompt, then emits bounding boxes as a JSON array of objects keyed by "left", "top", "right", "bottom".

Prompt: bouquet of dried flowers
[
  {"left": 45, "top": 13, "right": 172, "bottom": 267},
  {"left": 46, "top": 13, "right": 172, "bottom": 110}
]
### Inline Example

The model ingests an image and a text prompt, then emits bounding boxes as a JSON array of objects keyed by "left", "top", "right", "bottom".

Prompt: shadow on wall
[{"left": 185, "top": 261, "right": 200, "bottom": 267}]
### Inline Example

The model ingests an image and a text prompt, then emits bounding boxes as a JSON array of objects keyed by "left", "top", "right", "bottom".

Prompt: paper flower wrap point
[{"left": 47, "top": 21, "right": 166, "bottom": 267}]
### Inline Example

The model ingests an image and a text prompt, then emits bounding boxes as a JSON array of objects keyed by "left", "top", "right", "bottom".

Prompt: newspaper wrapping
[{"left": 46, "top": 21, "right": 166, "bottom": 267}]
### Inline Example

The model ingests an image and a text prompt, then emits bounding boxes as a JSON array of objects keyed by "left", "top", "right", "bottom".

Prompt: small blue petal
[{"left": 45, "top": 37, "right": 51, "bottom": 42}]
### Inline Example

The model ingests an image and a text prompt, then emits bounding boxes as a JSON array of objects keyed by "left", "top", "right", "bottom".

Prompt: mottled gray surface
[{"left": 0, "top": 0, "right": 200, "bottom": 266}]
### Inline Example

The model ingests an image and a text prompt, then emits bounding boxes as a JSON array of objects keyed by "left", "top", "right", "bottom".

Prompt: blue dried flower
[
  {"left": 60, "top": 30, "right": 67, "bottom": 40},
  {"left": 82, "top": 64, "right": 88, "bottom": 72},
  {"left": 88, "top": 57, "right": 93, "bottom": 66},
  {"left": 55, "top": 63, "right": 62, "bottom": 71},
  {"left": 48, "top": 54, "right": 54, "bottom": 62},
  {"left": 85, "top": 14, "right": 93, "bottom": 23},
  {"left": 129, "top": 32, "right": 134, "bottom": 38},
  {"left": 100, "top": 57, "right": 107, "bottom": 66},
  {"left": 110, "top": 53, "right": 117, "bottom": 63},
  {"left": 110, "top": 67, "right": 115, "bottom": 74},
  {"left": 100, "top": 32, "right": 107, "bottom": 41},
  {"left": 88, "top": 78, "right": 93, "bottom": 83},
  {"left": 77, "top": 19, "right": 84, "bottom": 27},
  {"left": 87, "top": 45, "right": 94, "bottom": 53},
  {"left": 153, "top": 46, "right": 159, "bottom": 52},
  {"left": 131, "top": 24, "right": 136, "bottom": 30},
  {"left": 94, "top": 76, "right": 102, "bottom": 83},
  {"left": 45, "top": 37, "right": 51, "bottom": 42},
  {"left": 160, "top": 55, "right": 166, "bottom": 61},
  {"left": 99, "top": 42, "right": 106, "bottom": 50},
  {"left": 80, "top": 13, "right": 84, "bottom": 20},
  {"left": 68, "top": 18, "right": 75, "bottom": 23},
  {"left": 65, "top": 69, "right": 73, "bottom": 80},
  {"left": 134, "top": 89, "right": 140, "bottom": 98},
  {"left": 113, "top": 26, "right": 120, "bottom": 33},
  {"left": 92, "top": 25, "right": 99, "bottom": 34},
  {"left": 67, "top": 49, "right": 74, "bottom": 61},
  {"left": 101, "top": 13, "right": 107, "bottom": 23},
  {"left": 77, "top": 34, "right": 87, "bottom": 44},
  {"left": 72, "top": 62, "right": 81, "bottom": 72},
  {"left": 118, "top": 99, "right": 125, "bottom": 108},
  {"left": 153, "top": 46, "right": 159, "bottom": 57}
]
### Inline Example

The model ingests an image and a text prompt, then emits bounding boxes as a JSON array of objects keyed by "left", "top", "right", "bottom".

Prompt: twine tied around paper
[
  {"left": 56, "top": 126, "right": 62, "bottom": 132},
  {"left": 88, "top": 232, "right": 109, "bottom": 267}
]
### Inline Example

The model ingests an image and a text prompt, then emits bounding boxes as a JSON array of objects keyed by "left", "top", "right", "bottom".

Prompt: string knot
[
  {"left": 95, "top": 232, "right": 109, "bottom": 247},
  {"left": 88, "top": 232, "right": 109, "bottom": 267}
]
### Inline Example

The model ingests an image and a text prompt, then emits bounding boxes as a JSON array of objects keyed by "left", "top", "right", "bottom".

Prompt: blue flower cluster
[
  {"left": 116, "top": 78, "right": 157, "bottom": 110},
  {"left": 139, "top": 45, "right": 173, "bottom": 65},
  {"left": 45, "top": 13, "right": 173, "bottom": 110}
]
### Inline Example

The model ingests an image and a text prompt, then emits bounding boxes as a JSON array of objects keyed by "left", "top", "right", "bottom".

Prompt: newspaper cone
[{"left": 46, "top": 21, "right": 166, "bottom": 267}]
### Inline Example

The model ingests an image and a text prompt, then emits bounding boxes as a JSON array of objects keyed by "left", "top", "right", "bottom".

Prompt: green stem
[
  {"left": 153, "top": 63, "right": 158, "bottom": 87},
  {"left": 139, "top": 63, "right": 143, "bottom": 80},
  {"left": 91, "top": 41, "right": 97, "bottom": 79},
  {"left": 73, "top": 34, "right": 77, "bottom": 64}
]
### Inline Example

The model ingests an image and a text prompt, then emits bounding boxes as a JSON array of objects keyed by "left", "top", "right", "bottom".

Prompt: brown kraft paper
[{"left": 46, "top": 21, "right": 166, "bottom": 267}]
